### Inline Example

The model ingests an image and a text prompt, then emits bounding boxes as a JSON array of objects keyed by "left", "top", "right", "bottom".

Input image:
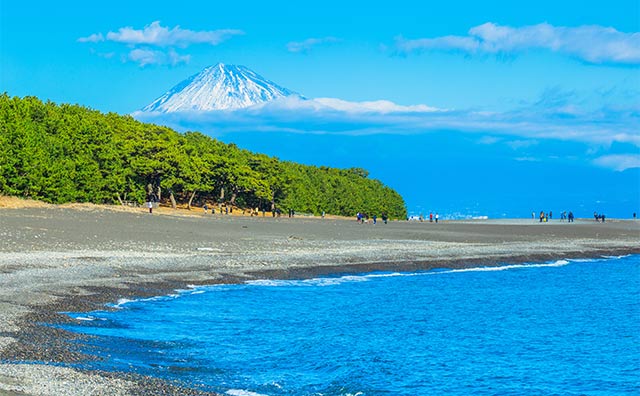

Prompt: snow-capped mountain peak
[{"left": 141, "top": 63, "right": 299, "bottom": 112}]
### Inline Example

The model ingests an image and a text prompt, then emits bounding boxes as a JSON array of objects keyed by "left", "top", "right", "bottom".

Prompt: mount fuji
[{"left": 141, "top": 63, "right": 300, "bottom": 112}]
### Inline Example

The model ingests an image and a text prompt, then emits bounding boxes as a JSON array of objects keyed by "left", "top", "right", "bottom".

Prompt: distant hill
[
  {"left": 0, "top": 94, "right": 407, "bottom": 218},
  {"left": 141, "top": 63, "right": 300, "bottom": 112}
]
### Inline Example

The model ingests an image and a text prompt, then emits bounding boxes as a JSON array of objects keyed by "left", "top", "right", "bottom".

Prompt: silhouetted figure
[{"left": 568, "top": 211, "right": 574, "bottom": 222}]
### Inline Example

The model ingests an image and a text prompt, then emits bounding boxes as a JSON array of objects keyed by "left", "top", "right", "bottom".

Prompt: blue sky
[{"left": 1, "top": 0, "right": 639, "bottom": 217}]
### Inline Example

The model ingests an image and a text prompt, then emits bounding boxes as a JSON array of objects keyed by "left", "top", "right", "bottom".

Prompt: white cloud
[
  {"left": 79, "top": 21, "right": 243, "bottom": 66},
  {"left": 77, "top": 33, "right": 104, "bottom": 43},
  {"left": 287, "top": 37, "right": 341, "bottom": 53},
  {"left": 309, "top": 97, "right": 439, "bottom": 113},
  {"left": 478, "top": 136, "right": 501, "bottom": 145},
  {"left": 244, "top": 96, "right": 439, "bottom": 114},
  {"left": 396, "top": 22, "right": 640, "bottom": 65},
  {"left": 513, "top": 157, "right": 542, "bottom": 162},
  {"left": 128, "top": 48, "right": 190, "bottom": 66},
  {"left": 506, "top": 139, "right": 539, "bottom": 150},
  {"left": 593, "top": 154, "right": 640, "bottom": 171},
  {"left": 104, "top": 21, "right": 243, "bottom": 47}
]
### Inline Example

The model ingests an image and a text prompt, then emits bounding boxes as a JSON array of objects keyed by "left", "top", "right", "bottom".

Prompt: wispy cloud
[
  {"left": 128, "top": 48, "right": 190, "bottom": 66},
  {"left": 278, "top": 97, "right": 439, "bottom": 113},
  {"left": 395, "top": 22, "right": 640, "bottom": 65},
  {"left": 78, "top": 33, "right": 104, "bottom": 43},
  {"left": 78, "top": 21, "right": 243, "bottom": 66},
  {"left": 287, "top": 37, "right": 341, "bottom": 53},
  {"left": 593, "top": 154, "right": 640, "bottom": 171},
  {"left": 104, "top": 21, "right": 243, "bottom": 47}
]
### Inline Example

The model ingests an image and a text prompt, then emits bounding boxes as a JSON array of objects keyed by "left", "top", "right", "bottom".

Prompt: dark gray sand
[{"left": 1, "top": 206, "right": 639, "bottom": 395}]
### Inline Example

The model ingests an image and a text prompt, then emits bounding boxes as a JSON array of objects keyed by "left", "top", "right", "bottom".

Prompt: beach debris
[{"left": 196, "top": 247, "right": 221, "bottom": 252}]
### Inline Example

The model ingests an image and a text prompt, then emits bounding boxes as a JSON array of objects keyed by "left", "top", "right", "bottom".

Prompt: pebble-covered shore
[{"left": 1, "top": 205, "right": 639, "bottom": 395}]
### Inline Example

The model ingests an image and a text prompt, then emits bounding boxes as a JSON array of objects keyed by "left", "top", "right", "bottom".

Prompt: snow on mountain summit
[{"left": 141, "top": 63, "right": 299, "bottom": 112}]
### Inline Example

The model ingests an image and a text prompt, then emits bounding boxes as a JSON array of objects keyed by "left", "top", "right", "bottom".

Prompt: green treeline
[{"left": 0, "top": 95, "right": 407, "bottom": 218}]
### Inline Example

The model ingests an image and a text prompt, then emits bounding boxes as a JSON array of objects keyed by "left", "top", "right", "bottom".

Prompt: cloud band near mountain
[{"left": 134, "top": 95, "right": 640, "bottom": 172}]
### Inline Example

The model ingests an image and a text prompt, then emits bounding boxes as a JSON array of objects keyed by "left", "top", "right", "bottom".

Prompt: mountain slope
[{"left": 142, "top": 63, "right": 299, "bottom": 112}]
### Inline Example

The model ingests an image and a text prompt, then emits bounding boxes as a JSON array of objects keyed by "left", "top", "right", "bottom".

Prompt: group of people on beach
[
  {"left": 558, "top": 211, "right": 574, "bottom": 222},
  {"left": 593, "top": 212, "right": 606, "bottom": 223},
  {"left": 201, "top": 204, "right": 297, "bottom": 218},
  {"left": 534, "top": 210, "right": 574, "bottom": 222},
  {"left": 356, "top": 212, "right": 388, "bottom": 225},
  {"left": 203, "top": 204, "right": 235, "bottom": 215},
  {"left": 409, "top": 213, "right": 440, "bottom": 222}
]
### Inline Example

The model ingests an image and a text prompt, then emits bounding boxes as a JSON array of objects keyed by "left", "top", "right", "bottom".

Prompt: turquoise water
[{"left": 64, "top": 255, "right": 640, "bottom": 395}]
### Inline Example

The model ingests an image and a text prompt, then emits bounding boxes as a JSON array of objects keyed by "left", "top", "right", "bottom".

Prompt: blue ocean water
[{"left": 63, "top": 255, "right": 640, "bottom": 395}]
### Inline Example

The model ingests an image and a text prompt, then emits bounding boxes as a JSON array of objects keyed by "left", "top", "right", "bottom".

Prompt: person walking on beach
[
  {"left": 532, "top": 211, "right": 535, "bottom": 220},
  {"left": 147, "top": 201, "right": 153, "bottom": 214},
  {"left": 540, "top": 211, "right": 544, "bottom": 222},
  {"left": 568, "top": 211, "right": 574, "bottom": 222},
  {"left": 429, "top": 212, "right": 433, "bottom": 223},
  {"left": 373, "top": 214, "right": 377, "bottom": 225},
  {"left": 435, "top": 213, "right": 439, "bottom": 223}
]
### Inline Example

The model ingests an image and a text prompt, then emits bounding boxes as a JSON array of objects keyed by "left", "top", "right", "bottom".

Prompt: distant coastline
[{"left": 1, "top": 200, "right": 639, "bottom": 395}]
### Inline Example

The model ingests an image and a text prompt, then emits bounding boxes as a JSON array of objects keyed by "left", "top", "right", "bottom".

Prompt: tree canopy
[{"left": 0, "top": 94, "right": 407, "bottom": 218}]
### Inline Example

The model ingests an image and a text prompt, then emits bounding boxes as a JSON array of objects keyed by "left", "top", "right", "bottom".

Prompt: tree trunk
[
  {"left": 157, "top": 185, "right": 162, "bottom": 202},
  {"left": 271, "top": 193, "right": 276, "bottom": 212},
  {"left": 169, "top": 192, "right": 177, "bottom": 209},
  {"left": 230, "top": 190, "right": 237, "bottom": 205},
  {"left": 116, "top": 193, "right": 125, "bottom": 206},
  {"left": 219, "top": 186, "right": 225, "bottom": 202},
  {"left": 187, "top": 191, "right": 197, "bottom": 210}
]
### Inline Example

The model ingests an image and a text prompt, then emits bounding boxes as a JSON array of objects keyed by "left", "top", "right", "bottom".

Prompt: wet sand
[{"left": 0, "top": 205, "right": 639, "bottom": 395}]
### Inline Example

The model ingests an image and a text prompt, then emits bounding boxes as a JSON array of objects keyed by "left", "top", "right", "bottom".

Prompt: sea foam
[
  {"left": 226, "top": 390, "right": 268, "bottom": 396},
  {"left": 246, "top": 259, "right": 576, "bottom": 287}
]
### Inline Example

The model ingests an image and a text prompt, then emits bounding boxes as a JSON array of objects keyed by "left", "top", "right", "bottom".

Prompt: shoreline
[{"left": 1, "top": 204, "right": 639, "bottom": 395}]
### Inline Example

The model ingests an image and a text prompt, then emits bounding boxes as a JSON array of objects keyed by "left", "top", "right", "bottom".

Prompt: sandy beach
[{"left": 0, "top": 202, "right": 639, "bottom": 395}]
